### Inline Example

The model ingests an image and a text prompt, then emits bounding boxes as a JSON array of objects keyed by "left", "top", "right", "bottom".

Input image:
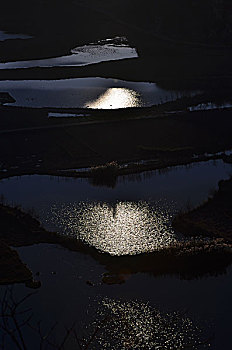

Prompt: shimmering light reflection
[
  {"left": 50, "top": 201, "right": 177, "bottom": 255},
  {"left": 85, "top": 298, "right": 207, "bottom": 350},
  {"left": 85, "top": 88, "right": 141, "bottom": 109}
]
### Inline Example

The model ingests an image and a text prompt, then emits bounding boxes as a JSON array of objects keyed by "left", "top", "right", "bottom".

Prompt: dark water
[
  {"left": 0, "top": 160, "right": 232, "bottom": 349},
  {"left": 10, "top": 243, "right": 232, "bottom": 349}
]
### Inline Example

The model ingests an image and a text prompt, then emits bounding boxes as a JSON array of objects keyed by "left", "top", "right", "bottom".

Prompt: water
[
  {"left": 1, "top": 160, "right": 232, "bottom": 349},
  {"left": 48, "top": 112, "right": 91, "bottom": 118},
  {"left": 0, "top": 77, "right": 196, "bottom": 109},
  {"left": 85, "top": 297, "right": 205, "bottom": 349},
  {"left": 0, "top": 160, "right": 231, "bottom": 255},
  {"left": 0, "top": 36, "right": 137, "bottom": 68},
  {"left": 189, "top": 102, "right": 232, "bottom": 111},
  {"left": 0, "top": 30, "right": 32, "bottom": 41},
  {"left": 5, "top": 242, "right": 232, "bottom": 349}
]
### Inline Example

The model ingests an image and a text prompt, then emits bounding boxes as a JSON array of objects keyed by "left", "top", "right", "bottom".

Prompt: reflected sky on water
[
  {"left": 85, "top": 297, "right": 208, "bottom": 350},
  {"left": 8, "top": 240, "right": 230, "bottom": 349},
  {"left": 85, "top": 87, "right": 140, "bottom": 109},
  {"left": 50, "top": 200, "right": 177, "bottom": 255},
  {"left": 0, "top": 77, "right": 196, "bottom": 109}
]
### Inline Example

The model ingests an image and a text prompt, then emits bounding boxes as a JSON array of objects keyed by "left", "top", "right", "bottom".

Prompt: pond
[
  {"left": 0, "top": 160, "right": 231, "bottom": 255},
  {"left": 0, "top": 77, "right": 197, "bottom": 109}
]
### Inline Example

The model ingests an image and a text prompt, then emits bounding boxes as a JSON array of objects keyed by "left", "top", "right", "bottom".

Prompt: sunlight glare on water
[
  {"left": 85, "top": 298, "right": 207, "bottom": 350},
  {"left": 85, "top": 87, "right": 141, "bottom": 109},
  {"left": 0, "top": 77, "right": 198, "bottom": 109},
  {"left": 49, "top": 201, "right": 177, "bottom": 255}
]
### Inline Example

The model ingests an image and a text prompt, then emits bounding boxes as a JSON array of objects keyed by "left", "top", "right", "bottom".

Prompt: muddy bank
[
  {"left": 0, "top": 204, "right": 62, "bottom": 247},
  {"left": 34, "top": 153, "right": 231, "bottom": 190},
  {"left": 0, "top": 204, "right": 59, "bottom": 286},
  {"left": 0, "top": 55, "right": 232, "bottom": 83},
  {"left": 0, "top": 203, "right": 80, "bottom": 286},
  {"left": 0, "top": 92, "right": 15, "bottom": 104},
  {"left": 0, "top": 91, "right": 230, "bottom": 129},
  {"left": 0, "top": 241, "right": 32, "bottom": 285},
  {"left": 100, "top": 238, "right": 232, "bottom": 284},
  {"left": 173, "top": 177, "right": 232, "bottom": 242},
  {"left": 1, "top": 108, "right": 232, "bottom": 179}
]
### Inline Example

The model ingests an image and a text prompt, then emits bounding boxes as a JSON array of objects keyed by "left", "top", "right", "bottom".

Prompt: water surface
[
  {"left": 0, "top": 30, "right": 32, "bottom": 41},
  {"left": 0, "top": 36, "right": 137, "bottom": 68},
  {"left": 1, "top": 160, "right": 232, "bottom": 349},
  {"left": 0, "top": 77, "right": 196, "bottom": 109},
  {"left": 5, "top": 242, "right": 231, "bottom": 349},
  {"left": 0, "top": 160, "right": 231, "bottom": 255},
  {"left": 189, "top": 102, "right": 232, "bottom": 111}
]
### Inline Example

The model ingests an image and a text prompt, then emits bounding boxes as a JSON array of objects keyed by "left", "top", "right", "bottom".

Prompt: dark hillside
[{"left": 0, "top": 0, "right": 231, "bottom": 61}]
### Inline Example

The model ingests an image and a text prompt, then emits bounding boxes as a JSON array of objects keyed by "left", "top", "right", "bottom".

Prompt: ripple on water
[
  {"left": 84, "top": 298, "right": 209, "bottom": 350},
  {"left": 0, "top": 78, "right": 197, "bottom": 109},
  {"left": 49, "top": 200, "right": 178, "bottom": 256},
  {"left": 85, "top": 87, "right": 141, "bottom": 109}
]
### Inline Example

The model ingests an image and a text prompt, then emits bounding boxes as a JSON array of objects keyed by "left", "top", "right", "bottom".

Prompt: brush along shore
[{"left": 173, "top": 177, "right": 232, "bottom": 242}]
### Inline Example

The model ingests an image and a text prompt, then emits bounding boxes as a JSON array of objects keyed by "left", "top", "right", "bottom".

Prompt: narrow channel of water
[
  {"left": 0, "top": 30, "right": 32, "bottom": 41},
  {"left": 188, "top": 102, "right": 232, "bottom": 111},
  {"left": 0, "top": 36, "right": 137, "bottom": 68}
]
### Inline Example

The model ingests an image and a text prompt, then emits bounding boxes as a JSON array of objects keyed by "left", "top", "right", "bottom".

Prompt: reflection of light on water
[
  {"left": 84, "top": 298, "right": 207, "bottom": 350},
  {"left": 50, "top": 201, "right": 177, "bottom": 255},
  {"left": 85, "top": 88, "right": 142, "bottom": 109}
]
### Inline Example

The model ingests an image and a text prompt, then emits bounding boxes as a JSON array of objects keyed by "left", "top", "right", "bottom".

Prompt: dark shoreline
[
  {"left": 0, "top": 153, "right": 230, "bottom": 185},
  {"left": 1, "top": 106, "right": 232, "bottom": 181},
  {"left": 0, "top": 55, "right": 232, "bottom": 83}
]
